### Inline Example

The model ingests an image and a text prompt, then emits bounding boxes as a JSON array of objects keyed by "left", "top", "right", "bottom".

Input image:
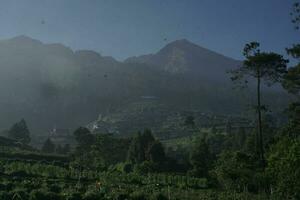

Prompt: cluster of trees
[
  {"left": 71, "top": 127, "right": 130, "bottom": 170},
  {"left": 71, "top": 127, "right": 169, "bottom": 174},
  {"left": 127, "top": 129, "right": 165, "bottom": 164},
  {"left": 1, "top": 118, "right": 70, "bottom": 155}
]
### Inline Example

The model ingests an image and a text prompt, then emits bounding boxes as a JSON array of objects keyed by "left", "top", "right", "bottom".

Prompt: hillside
[{"left": 0, "top": 36, "right": 288, "bottom": 136}]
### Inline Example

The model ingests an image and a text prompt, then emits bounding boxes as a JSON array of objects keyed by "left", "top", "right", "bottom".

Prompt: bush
[
  {"left": 214, "top": 150, "right": 259, "bottom": 192},
  {"left": 10, "top": 188, "right": 29, "bottom": 200},
  {"left": 150, "top": 192, "right": 168, "bottom": 200},
  {"left": 115, "top": 162, "right": 133, "bottom": 173},
  {"left": 29, "top": 189, "right": 62, "bottom": 200},
  {"left": 123, "top": 162, "right": 133, "bottom": 173},
  {"left": 133, "top": 161, "right": 155, "bottom": 174},
  {"left": 63, "top": 190, "right": 82, "bottom": 200},
  {"left": 116, "top": 193, "right": 130, "bottom": 200},
  {"left": 83, "top": 190, "right": 104, "bottom": 200},
  {"left": 130, "top": 191, "right": 148, "bottom": 200},
  {"left": 49, "top": 184, "right": 61, "bottom": 193},
  {"left": 9, "top": 170, "right": 29, "bottom": 177},
  {"left": 267, "top": 137, "right": 300, "bottom": 199},
  {"left": 0, "top": 191, "right": 11, "bottom": 200}
]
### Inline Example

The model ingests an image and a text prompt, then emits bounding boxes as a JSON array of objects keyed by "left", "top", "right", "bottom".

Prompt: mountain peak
[
  {"left": 125, "top": 38, "right": 240, "bottom": 77},
  {"left": 163, "top": 39, "right": 197, "bottom": 50},
  {"left": 168, "top": 38, "right": 193, "bottom": 45},
  {"left": 162, "top": 39, "right": 216, "bottom": 54}
]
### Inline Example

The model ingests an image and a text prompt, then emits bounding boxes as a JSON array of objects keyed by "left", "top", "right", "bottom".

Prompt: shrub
[
  {"left": 29, "top": 189, "right": 62, "bottom": 200},
  {"left": 123, "top": 162, "right": 133, "bottom": 173},
  {"left": 64, "top": 191, "right": 82, "bottom": 200},
  {"left": 133, "top": 161, "right": 155, "bottom": 174},
  {"left": 150, "top": 192, "right": 168, "bottom": 200},
  {"left": 130, "top": 191, "right": 148, "bottom": 200},
  {"left": 116, "top": 192, "right": 130, "bottom": 200},
  {"left": 115, "top": 162, "right": 133, "bottom": 173},
  {"left": 49, "top": 184, "right": 61, "bottom": 193},
  {"left": 0, "top": 191, "right": 11, "bottom": 200},
  {"left": 83, "top": 190, "right": 104, "bottom": 200},
  {"left": 10, "top": 188, "right": 29, "bottom": 200}
]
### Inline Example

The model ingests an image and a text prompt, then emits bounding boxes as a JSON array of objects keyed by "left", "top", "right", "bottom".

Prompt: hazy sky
[{"left": 0, "top": 0, "right": 299, "bottom": 60}]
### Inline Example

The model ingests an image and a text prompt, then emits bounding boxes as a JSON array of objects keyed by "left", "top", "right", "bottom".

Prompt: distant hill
[{"left": 0, "top": 36, "right": 289, "bottom": 136}]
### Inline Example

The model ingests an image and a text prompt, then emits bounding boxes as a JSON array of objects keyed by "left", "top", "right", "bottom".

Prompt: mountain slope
[
  {"left": 0, "top": 36, "right": 288, "bottom": 136},
  {"left": 0, "top": 36, "right": 122, "bottom": 132}
]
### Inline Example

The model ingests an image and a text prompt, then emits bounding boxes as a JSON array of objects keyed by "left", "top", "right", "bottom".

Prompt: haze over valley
[
  {"left": 0, "top": 35, "right": 288, "bottom": 136},
  {"left": 0, "top": 1, "right": 299, "bottom": 199}
]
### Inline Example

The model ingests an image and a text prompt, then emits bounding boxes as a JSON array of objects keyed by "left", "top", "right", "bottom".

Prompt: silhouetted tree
[
  {"left": 281, "top": 2, "right": 300, "bottom": 137},
  {"left": 147, "top": 141, "right": 166, "bottom": 163},
  {"left": 8, "top": 119, "right": 31, "bottom": 144},
  {"left": 141, "top": 129, "right": 155, "bottom": 156},
  {"left": 283, "top": 47, "right": 300, "bottom": 96},
  {"left": 230, "top": 42, "right": 288, "bottom": 166},
  {"left": 290, "top": 2, "right": 300, "bottom": 30},
  {"left": 93, "top": 134, "right": 130, "bottom": 166},
  {"left": 127, "top": 129, "right": 165, "bottom": 165},
  {"left": 73, "top": 127, "right": 95, "bottom": 151},
  {"left": 127, "top": 132, "right": 144, "bottom": 164}
]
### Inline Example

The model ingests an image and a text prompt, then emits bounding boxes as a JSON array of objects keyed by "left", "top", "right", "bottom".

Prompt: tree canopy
[
  {"left": 8, "top": 119, "right": 31, "bottom": 144},
  {"left": 231, "top": 42, "right": 288, "bottom": 166}
]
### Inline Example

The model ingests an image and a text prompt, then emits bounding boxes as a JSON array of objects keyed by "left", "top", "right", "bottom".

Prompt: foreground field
[
  {"left": 0, "top": 161, "right": 266, "bottom": 200},
  {"left": 0, "top": 146, "right": 269, "bottom": 200}
]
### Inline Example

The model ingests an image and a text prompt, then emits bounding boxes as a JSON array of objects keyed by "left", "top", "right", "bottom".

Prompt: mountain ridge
[
  {"left": 1, "top": 35, "right": 240, "bottom": 65},
  {"left": 0, "top": 35, "right": 287, "bottom": 135}
]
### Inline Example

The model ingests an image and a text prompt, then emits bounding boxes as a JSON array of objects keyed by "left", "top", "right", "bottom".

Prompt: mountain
[
  {"left": 0, "top": 36, "right": 117, "bottom": 133},
  {"left": 0, "top": 36, "right": 288, "bottom": 138},
  {"left": 125, "top": 39, "right": 241, "bottom": 81}
]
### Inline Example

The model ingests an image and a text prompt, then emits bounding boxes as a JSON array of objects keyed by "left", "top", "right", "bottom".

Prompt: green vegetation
[
  {"left": 0, "top": 2, "right": 299, "bottom": 200},
  {"left": 7, "top": 119, "right": 31, "bottom": 145},
  {"left": 0, "top": 105, "right": 299, "bottom": 199},
  {"left": 230, "top": 42, "right": 288, "bottom": 166},
  {"left": 1, "top": 50, "right": 299, "bottom": 199}
]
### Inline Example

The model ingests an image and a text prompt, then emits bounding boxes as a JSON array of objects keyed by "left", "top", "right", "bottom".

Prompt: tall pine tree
[{"left": 230, "top": 42, "right": 288, "bottom": 166}]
